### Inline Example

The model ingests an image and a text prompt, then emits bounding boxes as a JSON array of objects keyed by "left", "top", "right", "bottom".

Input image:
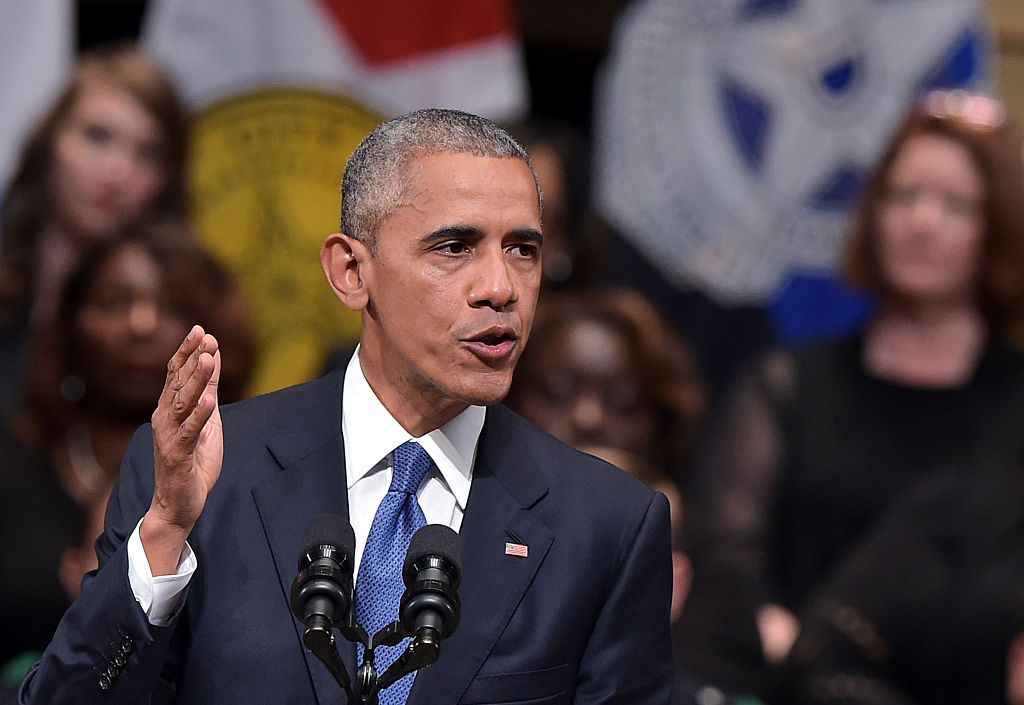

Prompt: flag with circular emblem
[{"left": 594, "top": 0, "right": 990, "bottom": 341}]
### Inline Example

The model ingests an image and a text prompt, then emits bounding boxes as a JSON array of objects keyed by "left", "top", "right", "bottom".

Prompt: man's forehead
[
  {"left": 405, "top": 150, "right": 530, "bottom": 173},
  {"left": 400, "top": 152, "right": 540, "bottom": 203}
]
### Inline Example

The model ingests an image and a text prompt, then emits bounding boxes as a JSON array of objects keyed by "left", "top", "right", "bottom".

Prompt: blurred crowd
[{"left": 4, "top": 11, "right": 1024, "bottom": 705}]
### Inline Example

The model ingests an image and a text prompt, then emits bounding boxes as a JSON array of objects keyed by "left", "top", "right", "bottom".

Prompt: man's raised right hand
[{"left": 141, "top": 325, "right": 223, "bottom": 576}]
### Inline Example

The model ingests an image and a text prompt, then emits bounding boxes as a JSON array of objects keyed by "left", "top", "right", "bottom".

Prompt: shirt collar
[{"left": 341, "top": 346, "right": 483, "bottom": 510}]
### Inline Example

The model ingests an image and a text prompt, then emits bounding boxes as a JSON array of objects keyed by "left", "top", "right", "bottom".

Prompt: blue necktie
[{"left": 355, "top": 441, "right": 432, "bottom": 704}]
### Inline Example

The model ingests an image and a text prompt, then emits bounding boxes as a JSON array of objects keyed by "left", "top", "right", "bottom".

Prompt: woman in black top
[
  {"left": 786, "top": 463, "right": 1024, "bottom": 704},
  {"left": 680, "top": 90, "right": 1024, "bottom": 700}
]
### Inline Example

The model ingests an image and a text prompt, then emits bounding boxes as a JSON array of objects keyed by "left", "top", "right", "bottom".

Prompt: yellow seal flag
[{"left": 190, "top": 89, "right": 381, "bottom": 394}]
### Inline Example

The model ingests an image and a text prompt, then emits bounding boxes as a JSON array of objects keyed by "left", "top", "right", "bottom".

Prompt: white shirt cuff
[{"left": 127, "top": 518, "right": 197, "bottom": 626}]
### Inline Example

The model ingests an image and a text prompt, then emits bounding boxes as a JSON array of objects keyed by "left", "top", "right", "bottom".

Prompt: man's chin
[{"left": 453, "top": 373, "right": 514, "bottom": 407}]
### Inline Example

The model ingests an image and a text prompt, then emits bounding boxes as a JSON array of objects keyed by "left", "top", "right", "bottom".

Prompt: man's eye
[
  {"left": 439, "top": 242, "right": 469, "bottom": 255},
  {"left": 509, "top": 243, "right": 539, "bottom": 258}
]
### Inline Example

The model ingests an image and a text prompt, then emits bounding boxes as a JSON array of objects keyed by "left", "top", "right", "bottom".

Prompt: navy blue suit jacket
[{"left": 21, "top": 371, "right": 673, "bottom": 704}]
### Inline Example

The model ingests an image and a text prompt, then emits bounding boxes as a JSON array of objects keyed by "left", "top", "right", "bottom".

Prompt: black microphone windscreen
[
  {"left": 404, "top": 524, "right": 462, "bottom": 577},
  {"left": 302, "top": 514, "right": 356, "bottom": 559}
]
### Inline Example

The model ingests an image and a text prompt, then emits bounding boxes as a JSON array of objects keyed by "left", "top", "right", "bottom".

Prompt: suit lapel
[
  {"left": 411, "top": 406, "right": 553, "bottom": 705},
  {"left": 250, "top": 372, "right": 355, "bottom": 705}
]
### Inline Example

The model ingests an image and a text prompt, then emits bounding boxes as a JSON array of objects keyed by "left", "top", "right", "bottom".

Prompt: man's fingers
[
  {"left": 160, "top": 325, "right": 205, "bottom": 407},
  {"left": 170, "top": 351, "right": 211, "bottom": 419},
  {"left": 152, "top": 327, "right": 221, "bottom": 459},
  {"left": 164, "top": 334, "right": 220, "bottom": 423},
  {"left": 172, "top": 350, "right": 221, "bottom": 446},
  {"left": 207, "top": 349, "right": 222, "bottom": 393},
  {"left": 177, "top": 388, "right": 218, "bottom": 447}
]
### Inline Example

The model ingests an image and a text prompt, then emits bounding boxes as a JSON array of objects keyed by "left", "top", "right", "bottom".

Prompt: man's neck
[{"left": 357, "top": 349, "right": 468, "bottom": 438}]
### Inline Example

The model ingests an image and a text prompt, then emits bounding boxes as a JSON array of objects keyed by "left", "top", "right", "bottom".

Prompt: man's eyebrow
[
  {"left": 420, "top": 226, "right": 544, "bottom": 245},
  {"left": 421, "top": 226, "right": 484, "bottom": 245},
  {"left": 510, "top": 228, "right": 544, "bottom": 245}
]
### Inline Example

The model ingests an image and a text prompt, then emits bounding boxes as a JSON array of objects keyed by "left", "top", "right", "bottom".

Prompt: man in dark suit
[{"left": 20, "top": 109, "right": 672, "bottom": 704}]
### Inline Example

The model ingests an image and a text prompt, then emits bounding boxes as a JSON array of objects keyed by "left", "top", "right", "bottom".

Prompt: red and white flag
[
  {"left": 142, "top": 0, "right": 528, "bottom": 120},
  {"left": 504, "top": 542, "right": 528, "bottom": 558}
]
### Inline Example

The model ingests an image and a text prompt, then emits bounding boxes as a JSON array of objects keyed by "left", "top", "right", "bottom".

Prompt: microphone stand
[
  {"left": 374, "top": 628, "right": 440, "bottom": 692},
  {"left": 305, "top": 614, "right": 438, "bottom": 705},
  {"left": 302, "top": 616, "right": 353, "bottom": 701},
  {"left": 349, "top": 621, "right": 442, "bottom": 705},
  {"left": 302, "top": 607, "right": 370, "bottom": 703}
]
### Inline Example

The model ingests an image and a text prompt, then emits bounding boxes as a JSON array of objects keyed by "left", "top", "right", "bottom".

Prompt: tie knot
[{"left": 390, "top": 441, "right": 433, "bottom": 495}]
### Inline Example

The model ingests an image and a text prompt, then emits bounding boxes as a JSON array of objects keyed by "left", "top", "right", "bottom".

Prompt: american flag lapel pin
[{"left": 504, "top": 542, "right": 528, "bottom": 558}]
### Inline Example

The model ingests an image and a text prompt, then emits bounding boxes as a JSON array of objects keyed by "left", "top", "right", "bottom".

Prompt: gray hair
[{"left": 340, "top": 108, "right": 541, "bottom": 251}]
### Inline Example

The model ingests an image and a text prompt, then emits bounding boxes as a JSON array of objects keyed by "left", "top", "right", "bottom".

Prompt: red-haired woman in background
[{"left": 682, "top": 90, "right": 1024, "bottom": 702}]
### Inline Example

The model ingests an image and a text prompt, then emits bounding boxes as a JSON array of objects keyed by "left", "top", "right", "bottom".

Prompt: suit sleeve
[
  {"left": 575, "top": 491, "right": 674, "bottom": 704},
  {"left": 19, "top": 425, "right": 186, "bottom": 705}
]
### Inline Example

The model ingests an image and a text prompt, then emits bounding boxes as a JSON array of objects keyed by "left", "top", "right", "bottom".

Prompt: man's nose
[{"left": 469, "top": 249, "right": 517, "bottom": 310}]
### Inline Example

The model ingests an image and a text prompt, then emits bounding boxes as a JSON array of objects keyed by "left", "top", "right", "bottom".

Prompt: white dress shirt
[{"left": 127, "top": 346, "right": 485, "bottom": 625}]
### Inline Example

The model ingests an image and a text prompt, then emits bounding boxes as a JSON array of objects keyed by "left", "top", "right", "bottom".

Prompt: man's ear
[{"left": 322, "top": 232, "right": 371, "bottom": 311}]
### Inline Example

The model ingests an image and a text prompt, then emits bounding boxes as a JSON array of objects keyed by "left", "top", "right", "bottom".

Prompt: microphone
[
  {"left": 290, "top": 515, "right": 356, "bottom": 699},
  {"left": 371, "top": 525, "right": 463, "bottom": 695},
  {"left": 290, "top": 514, "right": 356, "bottom": 634},
  {"left": 400, "top": 524, "right": 463, "bottom": 646}
]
